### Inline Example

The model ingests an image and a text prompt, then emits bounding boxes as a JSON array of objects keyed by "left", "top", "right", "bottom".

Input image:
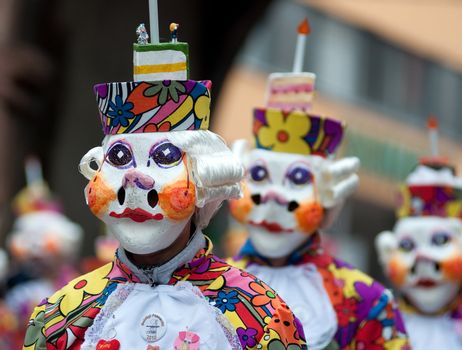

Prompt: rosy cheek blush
[
  {"left": 229, "top": 183, "right": 253, "bottom": 224},
  {"left": 387, "top": 257, "right": 408, "bottom": 287},
  {"left": 159, "top": 180, "right": 196, "bottom": 220},
  {"left": 441, "top": 255, "right": 462, "bottom": 281},
  {"left": 87, "top": 174, "right": 117, "bottom": 217}
]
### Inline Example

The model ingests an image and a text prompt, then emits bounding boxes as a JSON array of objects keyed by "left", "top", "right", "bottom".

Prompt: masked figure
[
  {"left": 23, "top": 19, "right": 306, "bottom": 350},
  {"left": 228, "top": 19, "right": 409, "bottom": 350},
  {"left": 6, "top": 165, "right": 82, "bottom": 338},
  {"left": 376, "top": 157, "right": 462, "bottom": 349}
]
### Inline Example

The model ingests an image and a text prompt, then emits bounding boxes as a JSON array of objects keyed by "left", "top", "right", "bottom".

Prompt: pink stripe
[
  {"left": 148, "top": 94, "right": 188, "bottom": 125},
  {"left": 270, "top": 83, "right": 314, "bottom": 94}
]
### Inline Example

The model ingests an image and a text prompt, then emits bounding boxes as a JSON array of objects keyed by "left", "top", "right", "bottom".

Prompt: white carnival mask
[
  {"left": 8, "top": 211, "right": 83, "bottom": 261},
  {"left": 376, "top": 216, "right": 462, "bottom": 314},
  {"left": 230, "top": 145, "right": 359, "bottom": 258},
  {"left": 80, "top": 133, "right": 197, "bottom": 255}
]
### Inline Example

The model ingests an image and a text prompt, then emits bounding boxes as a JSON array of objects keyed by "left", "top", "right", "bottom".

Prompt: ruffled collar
[
  {"left": 114, "top": 230, "right": 211, "bottom": 285},
  {"left": 238, "top": 231, "right": 328, "bottom": 266},
  {"left": 399, "top": 295, "right": 462, "bottom": 320}
]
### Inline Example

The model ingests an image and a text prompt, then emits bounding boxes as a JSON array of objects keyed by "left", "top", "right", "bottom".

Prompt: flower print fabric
[
  {"left": 230, "top": 233, "right": 410, "bottom": 350},
  {"left": 256, "top": 109, "right": 311, "bottom": 154},
  {"left": 215, "top": 290, "right": 240, "bottom": 312},
  {"left": 23, "top": 238, "right": 307, "bottom": 350},
  {"left": 107, "top": 95, "right": 134, "bottom": 127}
]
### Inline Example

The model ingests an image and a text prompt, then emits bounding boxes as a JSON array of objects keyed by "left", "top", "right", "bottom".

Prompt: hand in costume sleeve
[
  {"left": 354, "top": 289, "right": 409, "bottom": 350},
  {"left": 23, "top": 305, "right": 47, "bottom": 350}
]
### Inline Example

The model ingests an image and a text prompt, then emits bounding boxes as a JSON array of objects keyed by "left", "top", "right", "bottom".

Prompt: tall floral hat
[
  {"left": 253, "top": 18, "right": 345, "bottom": 157},
  {"left": 94, "top": 22, "right": 211, "bottom": 135},
  {"left": 397, "top": 117, "right": 462, "bottom": 218}
]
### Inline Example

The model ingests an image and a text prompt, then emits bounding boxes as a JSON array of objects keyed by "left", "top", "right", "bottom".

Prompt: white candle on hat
[
  {"left": 427, "top": 115, "right": 439, "bottom": 157},
  {"left": 149, "top": 0, "right": 160, "bottom": 43},
  {"left": 292, "top": 18, "right": 310, "bottom": 73},
  {"left": 25, "top": 156, "right": 43, "bottom": 187}
]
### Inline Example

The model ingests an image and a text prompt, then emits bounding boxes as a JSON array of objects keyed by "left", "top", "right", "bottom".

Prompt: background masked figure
[
  {"left": 6, "top": 160, "right": 82, "bottom": 338},
  {"left": 376, "top": 153, "right": 462, "bottom": 349},
  {"left": 228, "top": 19, "right": 409, "bottom": 350},
  {"left": 23, "top": 18, "right": 306, "bottom": 350}
]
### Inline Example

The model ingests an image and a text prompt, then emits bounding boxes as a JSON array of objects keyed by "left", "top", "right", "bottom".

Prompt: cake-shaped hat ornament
[
  {"left": 254, "top": 18, "right": 344, "bottom": 157},
  {"left": 94, "top": 12, "right": 211, "bottom": 136},
  {"left": 397, "top": 117, "right": 462, "bottom": 218}
]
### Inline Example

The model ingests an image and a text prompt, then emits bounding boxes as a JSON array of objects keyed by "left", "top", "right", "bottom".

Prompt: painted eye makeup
[
  {"left": 398, "top": 238, "right": 415, "bottom": 252},
  {"left": 286, "top": 165, "right": 313, "bottom": 185},
  {"left": 431, "top": 232, "right": 451, "bottom": 246},
  {"left": 249, "top": 164, "right": 269, "bottom": 182},
  {"left": 106, "top": 142, "right": 134, "bottom": 168},
  {"left": 150, "top": 141, "right": 183, "bottom": 168}
]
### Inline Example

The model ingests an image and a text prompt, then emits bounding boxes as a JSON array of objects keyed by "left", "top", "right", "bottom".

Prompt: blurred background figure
[
  {"left": 376, "top": 120, "right": 462, "bottom": 349},
  {"left": 5, "top": 157, "right": 82, "bottom": 336}
]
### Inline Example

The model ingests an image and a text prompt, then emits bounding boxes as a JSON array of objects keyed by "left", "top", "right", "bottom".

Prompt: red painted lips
[
  {"left": 415, "top": 278, "right": 438, "bottom": 288},
  {"left": 249, "top": 220, "right": 293, "bottom": 233},
  {"left": 109, "top": 208, "right": 164, "bottom": 223}
]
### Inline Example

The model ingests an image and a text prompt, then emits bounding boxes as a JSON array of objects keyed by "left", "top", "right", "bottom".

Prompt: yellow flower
[
  {"left": 194, "top": 95, "right": 211, "bottom": 130},
  {"left": 258, "top": 110, "right": 311, "bottom": 154},
  {"left": 48, "top": 263, "right": 113, "bottom": 317}
]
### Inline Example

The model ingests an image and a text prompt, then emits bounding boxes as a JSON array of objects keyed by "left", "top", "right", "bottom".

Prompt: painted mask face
[
  {"left": 80, "top": 133, "right": 196, "bottom": 255},
  {"left": 8, "top": 211, "right": 82, "bottom": 261},
  {"left": 230, "top": 149, "right": 325, "bottom": 258},
  {"left": 378, "top": 217, "right": 462, "bottom": 314}
]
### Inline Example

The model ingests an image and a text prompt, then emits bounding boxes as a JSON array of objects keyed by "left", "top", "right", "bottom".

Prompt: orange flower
[{"left": 250, "top": 281, "right": 281, "bottom": 310}]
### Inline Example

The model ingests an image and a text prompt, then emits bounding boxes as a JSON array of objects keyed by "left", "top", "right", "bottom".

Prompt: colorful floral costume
[
  {"left": 24, "top": 235, "right": 306, "bottom": 349},
  {"left": 230, "top": 234, "right": 409, "bottom": 350},
  {"left": 376, "top": 151, "right": 462, "bottom": 349}
]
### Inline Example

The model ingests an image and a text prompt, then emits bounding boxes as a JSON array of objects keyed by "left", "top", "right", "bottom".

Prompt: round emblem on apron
[{"left": 140, "top": 313, "right": 167, "bottom": 343}]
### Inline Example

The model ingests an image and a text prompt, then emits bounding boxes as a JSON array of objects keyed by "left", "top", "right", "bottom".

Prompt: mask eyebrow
[
  {"left": 107, "top": 138, "right": 130, "bottom": 149},
  {"left": 148, "top": 138, "right": 175, "bottom": 154}
]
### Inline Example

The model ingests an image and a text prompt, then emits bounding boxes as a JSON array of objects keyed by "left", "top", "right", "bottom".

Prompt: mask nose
[
  {"left": 411, "top": 255, "right": 440, "bottom": 275},
  {"left": 118, "top": 169, "right": 158, "bottom": 208},
  {"left": 122, "top": 169, "right": 154, "bottom": 190},
  {"left": 260, "top": 190, "right": 288, "bottom": 206}
]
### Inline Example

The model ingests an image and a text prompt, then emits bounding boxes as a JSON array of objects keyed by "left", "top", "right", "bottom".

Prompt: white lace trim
[
  {"left": 80, "top": 281, "right": 241, "bottom": 350},
  {"left": 81, "top": 283, "right": 134, "bottom": 350}
]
